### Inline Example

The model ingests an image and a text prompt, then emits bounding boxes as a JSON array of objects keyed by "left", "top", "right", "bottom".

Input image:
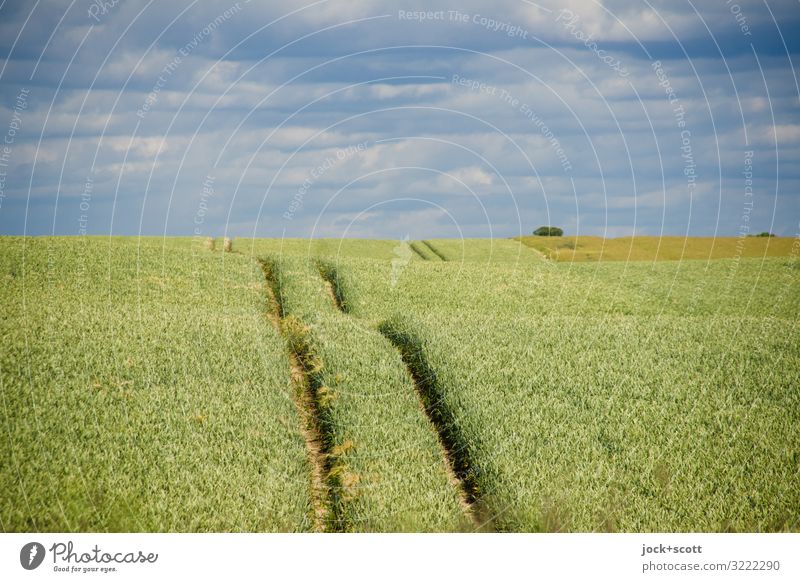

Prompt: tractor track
[
  {"left": 317, "top": 262, "right": 487, "bottom": 530},
  {"left": 378, "top": 322, "right": 491, "bottom": 531},
  {"left": 409, "top": 241, "right": 433, "bottom": 261},
  {"left": 421, "top": 240, "right": 448, "bottom": 261},
  {"left": 259, "top": 259, "right": 341, "bottom": 532}
]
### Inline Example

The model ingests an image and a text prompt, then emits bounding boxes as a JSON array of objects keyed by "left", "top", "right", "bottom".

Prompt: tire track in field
[
  {"left": 259, "top": 259, "right": 339, "bottom": 532},
  {"left": 317, "top": 262, "right": 486, "bottom": 530},
  {"left": 421, "top": 240, "right": 448, "bottom": 261},
  {"left": 317, "top": 261, "right": 349, "bottom": 313},
  {"left": 510, "top": 237, "right": 551, "bottom": 262},
  {"left": 409, "top": 241, "right": 434, "bottom": 261},
  {"left": 377, "top": 322, "right": 491, "bottom": 531}
]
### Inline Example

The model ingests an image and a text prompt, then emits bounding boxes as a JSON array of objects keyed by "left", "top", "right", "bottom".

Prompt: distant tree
[
  {"left": 747, "top": 232, "right": 776, "bottom": 237},
  {"left": 533, "top": 226, "right": 564, "bottom": 236}
]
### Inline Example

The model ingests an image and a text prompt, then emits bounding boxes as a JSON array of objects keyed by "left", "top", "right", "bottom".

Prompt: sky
[{"left": 0, "top": 0, "right": 798, "bottom": 239}]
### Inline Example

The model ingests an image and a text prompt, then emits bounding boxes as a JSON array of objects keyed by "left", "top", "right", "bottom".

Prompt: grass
[
  {"left": 240, "top": 237, "right": 542, "bottom": 265},
  {"left": 238, "top": 238, "right": 417, "bottom": 262},
  {"left": 262, "top": 255, "right": 468, "bottom": 531},
  {"left": 2, "top": 235, "right": 798, "bottom": 532},
  {"left": 417, "top": 238, "right": 541, "bottom": 263},
  {"left": 516, "top": 235, "right": 799, "bottom": 262},
  {"left": 333, "top": 254, "right": 800, "bottom": 531},
  {"left": 0, "top": 236, "right": 312, "bottom": 531}
]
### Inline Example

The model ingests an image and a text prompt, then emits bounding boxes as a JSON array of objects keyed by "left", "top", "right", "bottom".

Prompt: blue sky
[{"left": 0, "top": 0, "right": 798, "bottom": 239}]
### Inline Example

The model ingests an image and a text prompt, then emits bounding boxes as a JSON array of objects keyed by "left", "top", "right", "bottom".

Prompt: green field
[
  {"left": 516, "top": 235, "right": 798, "bottom": 262},
  {"left": 0, "top": 236, "right": 312, "bottom": 531},
  {"left": 2, "top": 236, "right": 798, "bottom": 531}
]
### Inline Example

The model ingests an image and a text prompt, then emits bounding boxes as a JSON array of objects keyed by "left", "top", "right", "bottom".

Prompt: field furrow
[
  {"left": 421, "top": 241, "right": 448, "bottom": 261},
  {"left": 262, "top": 255, "right": 469, "bottom": 531},
  {"left": 409, "top": 241, "right": 437, "bottom": 261},
  {"left": 261, "top": 260, "right": 333, "bottom": 532},
  {"left": 379, "top": 320, "right": 491, "bottom": 530}
]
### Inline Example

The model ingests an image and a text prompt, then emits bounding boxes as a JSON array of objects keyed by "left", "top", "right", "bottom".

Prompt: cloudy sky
[{"left": 0, "top": 0, "right": 798, "bottom": 239}]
